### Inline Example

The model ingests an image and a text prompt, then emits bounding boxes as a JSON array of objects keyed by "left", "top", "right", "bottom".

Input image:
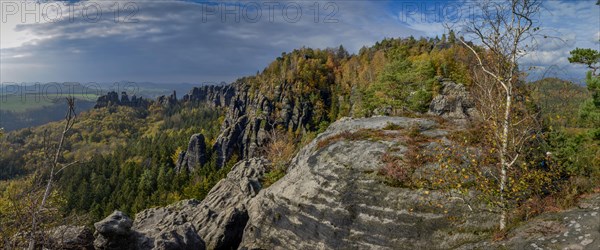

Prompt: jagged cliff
[
  {"left": 83, "top": 81, "right": 599, "bottom": 249},
  {"left": 94, "top": 91, "right": 150, "bottom": 109},
  {"left": 85, "top": 116, "right": 599, "bottom": 250},
  {"left": 94, "top": 77, "right": 477, "bottom": 174}
]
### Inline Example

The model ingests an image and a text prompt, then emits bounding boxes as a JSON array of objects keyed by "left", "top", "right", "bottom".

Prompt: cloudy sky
[{"left": 1, "top": 0, "right": 599, "bottom": 84}]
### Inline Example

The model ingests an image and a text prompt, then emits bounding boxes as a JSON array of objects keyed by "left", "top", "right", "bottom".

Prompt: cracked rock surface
[{"left": 496, "top": 194, "right": 600, "bottom": 250}]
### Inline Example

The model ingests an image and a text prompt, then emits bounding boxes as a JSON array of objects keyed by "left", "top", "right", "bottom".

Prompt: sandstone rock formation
[
  {"left": 493, "top": 193, "right": 599, "bottom": 250},
  {"left": 133, "top": 200, "right": 205, "bottom": 250},
  {"left": 93, "top": 157, "right": 269, "bottom": 250},
  {"left": 89, "top": 116, "right": 600, "bottom": 250},
  {"left": 48, "top": 225, "right": 94, "bottom": 250},
  {"left": 175, "top": 134, "right": 209, "bottom": 172},
  {"left": 157, "top": 91, "right": 178, "bottom": 108},
  {"left": 240, "top": 116, "right": 497, "bottom": 249},
  {"left": 182, "top": 85, "right": 236, "bottom": 107},
  {"left": 212, "top": 81, "right": 316, "bottom": 167},
  {"left": 428, "top": 80, "right": 477, "bottom": 121},
  {"left": 94, "top": 211, "right": 135, "bottom": 250},
  {"left": 94, "top": 91, "right": 150, "bottom": 109}
]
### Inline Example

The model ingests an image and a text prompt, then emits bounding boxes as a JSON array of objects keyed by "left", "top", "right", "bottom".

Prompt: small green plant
[
  {"left": 262, "top": 168, "right": 286, "bottom": 188},
  {"left": 383, "top": 122, "right": 402, "bottom": 130},
  {"left": 316, "top": 129, "right": 388, "bottom": 150}
]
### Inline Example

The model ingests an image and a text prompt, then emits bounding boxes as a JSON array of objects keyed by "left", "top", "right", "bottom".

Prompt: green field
[{"left": 0, "top": 94, "right": 98, "bottom": 112}]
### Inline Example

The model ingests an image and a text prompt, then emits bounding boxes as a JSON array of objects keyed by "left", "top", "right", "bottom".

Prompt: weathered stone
[
  {"left": 157, "top": 91, "right": 178, "bottom": 108},
  {"left": 428, "top": 80, "right": 477, "bottom": 120},
  {"left": 240, "top": 117, "right": 497, "bottom": 249},
  {"left": 175, "top": 134, "right": 208, "bottom": 172},
  {"left": 94, "top": 91, "right": 121, "bottom": 109},
  {"left": 90, "top": 116, "right": 600, "bottom": 250},
  {"left": 93, "top": 158, "right": 269, "bottom": 250},
  {"left": 212, "top": 80, "right": 315, "bottom": 167},
  {"left": 48, "top": 225, "right": 94, "bottom": 250},
  {"left": 94, "top": 91, "right": 150, "bottom": 109},
  {"left": 491, "top": 194, "right": 600, "bottom": 250},
  {"left": 94, "top": 211, "right": 135, "bottom": 250},
  {"left": 190, "top": 158, "right": 267, "bottom": 249},
  {"left": 133, "top": 200, "right": 205, "bottom": 250},
  {"left": 182, "top": 85, "right": 235, "bottom": 107}
]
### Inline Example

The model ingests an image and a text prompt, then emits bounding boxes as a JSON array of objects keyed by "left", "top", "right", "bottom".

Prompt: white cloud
[{"left": 0, "top": 0, "right": 598, "bottom": 83}]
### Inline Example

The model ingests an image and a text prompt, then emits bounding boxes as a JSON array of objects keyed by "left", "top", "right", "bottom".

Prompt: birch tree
[
  {"left": 28, "top": 97, "right": 77, "bottom": 249},
  {"left": 452, "top": 0, "right": 542, "bottom": 229}
]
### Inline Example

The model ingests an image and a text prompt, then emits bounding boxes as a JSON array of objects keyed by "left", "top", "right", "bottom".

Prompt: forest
[{"left": 0, "top": 34, "right": 599, "bottom": 245}]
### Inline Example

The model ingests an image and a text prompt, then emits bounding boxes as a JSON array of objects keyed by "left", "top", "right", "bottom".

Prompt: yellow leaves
[{"left": 171, "top": 146, "right": 183, "bottom": 165}]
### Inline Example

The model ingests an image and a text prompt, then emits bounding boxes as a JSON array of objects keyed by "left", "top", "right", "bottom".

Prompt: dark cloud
[{"left": 1, "top": 0, "right": 420, "bottom": 83}]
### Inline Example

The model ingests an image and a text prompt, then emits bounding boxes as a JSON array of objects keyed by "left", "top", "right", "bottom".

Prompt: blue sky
[{"left": 1, "top": 0, "right": 598, "bottom": 84}]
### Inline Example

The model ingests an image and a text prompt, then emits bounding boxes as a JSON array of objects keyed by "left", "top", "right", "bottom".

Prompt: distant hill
[
  {"left": 529, "top": 77, "right": 590, "bottom": 128},
  {"left": 0, "top": 82, "right": 207, "bottom": 131}
]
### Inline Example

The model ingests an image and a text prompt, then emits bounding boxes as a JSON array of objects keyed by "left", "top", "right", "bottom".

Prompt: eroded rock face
[
  {"left": 93, "top": 158, "right": 269, "bottom": 250},
  {"left": 493, "top": 194, "right": 600, "bottom": 250},
  {"left": 48, "top": 225, "right": 94, "bottom": 250},
  {"left": 94, "top": 211, "right": 134, "bottom": 250},
  {"left": 182, "top": 85, "right": 236, "bottom": 107},
  {"left": 132, "top": 200, "right": 205, "bottom": 250},
  {"left": 213, "top": 81, "right": 317, "bottom": 167},
  {"left": 428, "top": 80, "right": 476, "bottom": 121},
  {"left": 175, "top": 134, "right": 208, "bottom": 173},
  {"left": 157, "top": 91, "right": 178, "bottom": 108},
  {"left": 90, "top": 116, "right": 599, "bottom": 250},
  {"left": 240, "top": 117, "right": 497, "bottom": 249},
  {"left": 190, "top": 158, "right": 267, "bottom": 249},
  {"left": 94, "top": 91, "right": 150, "bottom": 109}
]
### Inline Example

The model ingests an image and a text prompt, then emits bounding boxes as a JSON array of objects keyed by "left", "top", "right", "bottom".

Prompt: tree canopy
[{"left": 568, "top": 48, "right": 600, "bottom": 75}]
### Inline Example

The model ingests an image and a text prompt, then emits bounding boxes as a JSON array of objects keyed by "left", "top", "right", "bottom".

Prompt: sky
[{"left": 0, "top": 0, "right": 599, "bottom": 85}]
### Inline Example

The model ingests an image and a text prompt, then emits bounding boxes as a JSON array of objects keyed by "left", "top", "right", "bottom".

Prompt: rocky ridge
[
  {"left": 94, "top": 91, "right": 150, "bottom": 109},
  {"left": 92, "top": 157, "right": 269, "bottom": 250},
  {"left": 239, "top": 116, "right": 497, "bottom": 249},
  {"left": 428, "top": 80, "right": 477, "bottom": 121},
  {"left": 90, "top": 115, "right": 599, "bottom": 250}
]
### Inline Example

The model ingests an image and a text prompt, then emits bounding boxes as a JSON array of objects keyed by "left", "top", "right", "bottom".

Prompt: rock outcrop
[
  {"left": 94, "top": 91, "right": 150, "bottom": 109},
  {"left": 157, "top": 91, "right": 178, "bottom": 108},
  {"left": 94, "top": 211, "right": 135, "bottom": 250},
  {"left": 428, "top": 80, "right": 477, "bottom": 121},
  {"left": 239, "top": 116, "right": 497, "bottom": 249},
  {"left": 93, "top": 157, "right": 269, "bottom": 250},
  {"left": 175, "top": 134, "right": 209, "bottom": 172},
  {"left": 89, "top": 116, "right": 600, "bottom": 250},
  {"left": 182, "top": 85, "right": 236, "bottom": 107},
  {"left": 132, "top": 200, "right": 205, "bottom": 250},
  {"left": 212, "top": 81, "right": 317, "bottom": 167},
  {"left": 192, "top": 158, "right": 267, "bottom": 248},
  {"left": 48, "top": 225, "right": 94, "bottom": 250},
  {"left": 493, "top": 193, "right": 600, "bottom": 250}
]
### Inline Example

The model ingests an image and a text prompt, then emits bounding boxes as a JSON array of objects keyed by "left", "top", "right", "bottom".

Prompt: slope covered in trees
[
  {"left": 0, "top": 37, "right": 475, "bottom": 228},
  {"left": 5, "top": 36, "right": 597, "bottom": 243}
]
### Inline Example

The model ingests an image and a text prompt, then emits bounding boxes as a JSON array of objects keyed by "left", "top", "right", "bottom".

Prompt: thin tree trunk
[
  {"left": 29, "top": 99, "right": 75, "bottom": 250},
  {"left": 499, "top": 89, "right": 512, "bottom": 230}
]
